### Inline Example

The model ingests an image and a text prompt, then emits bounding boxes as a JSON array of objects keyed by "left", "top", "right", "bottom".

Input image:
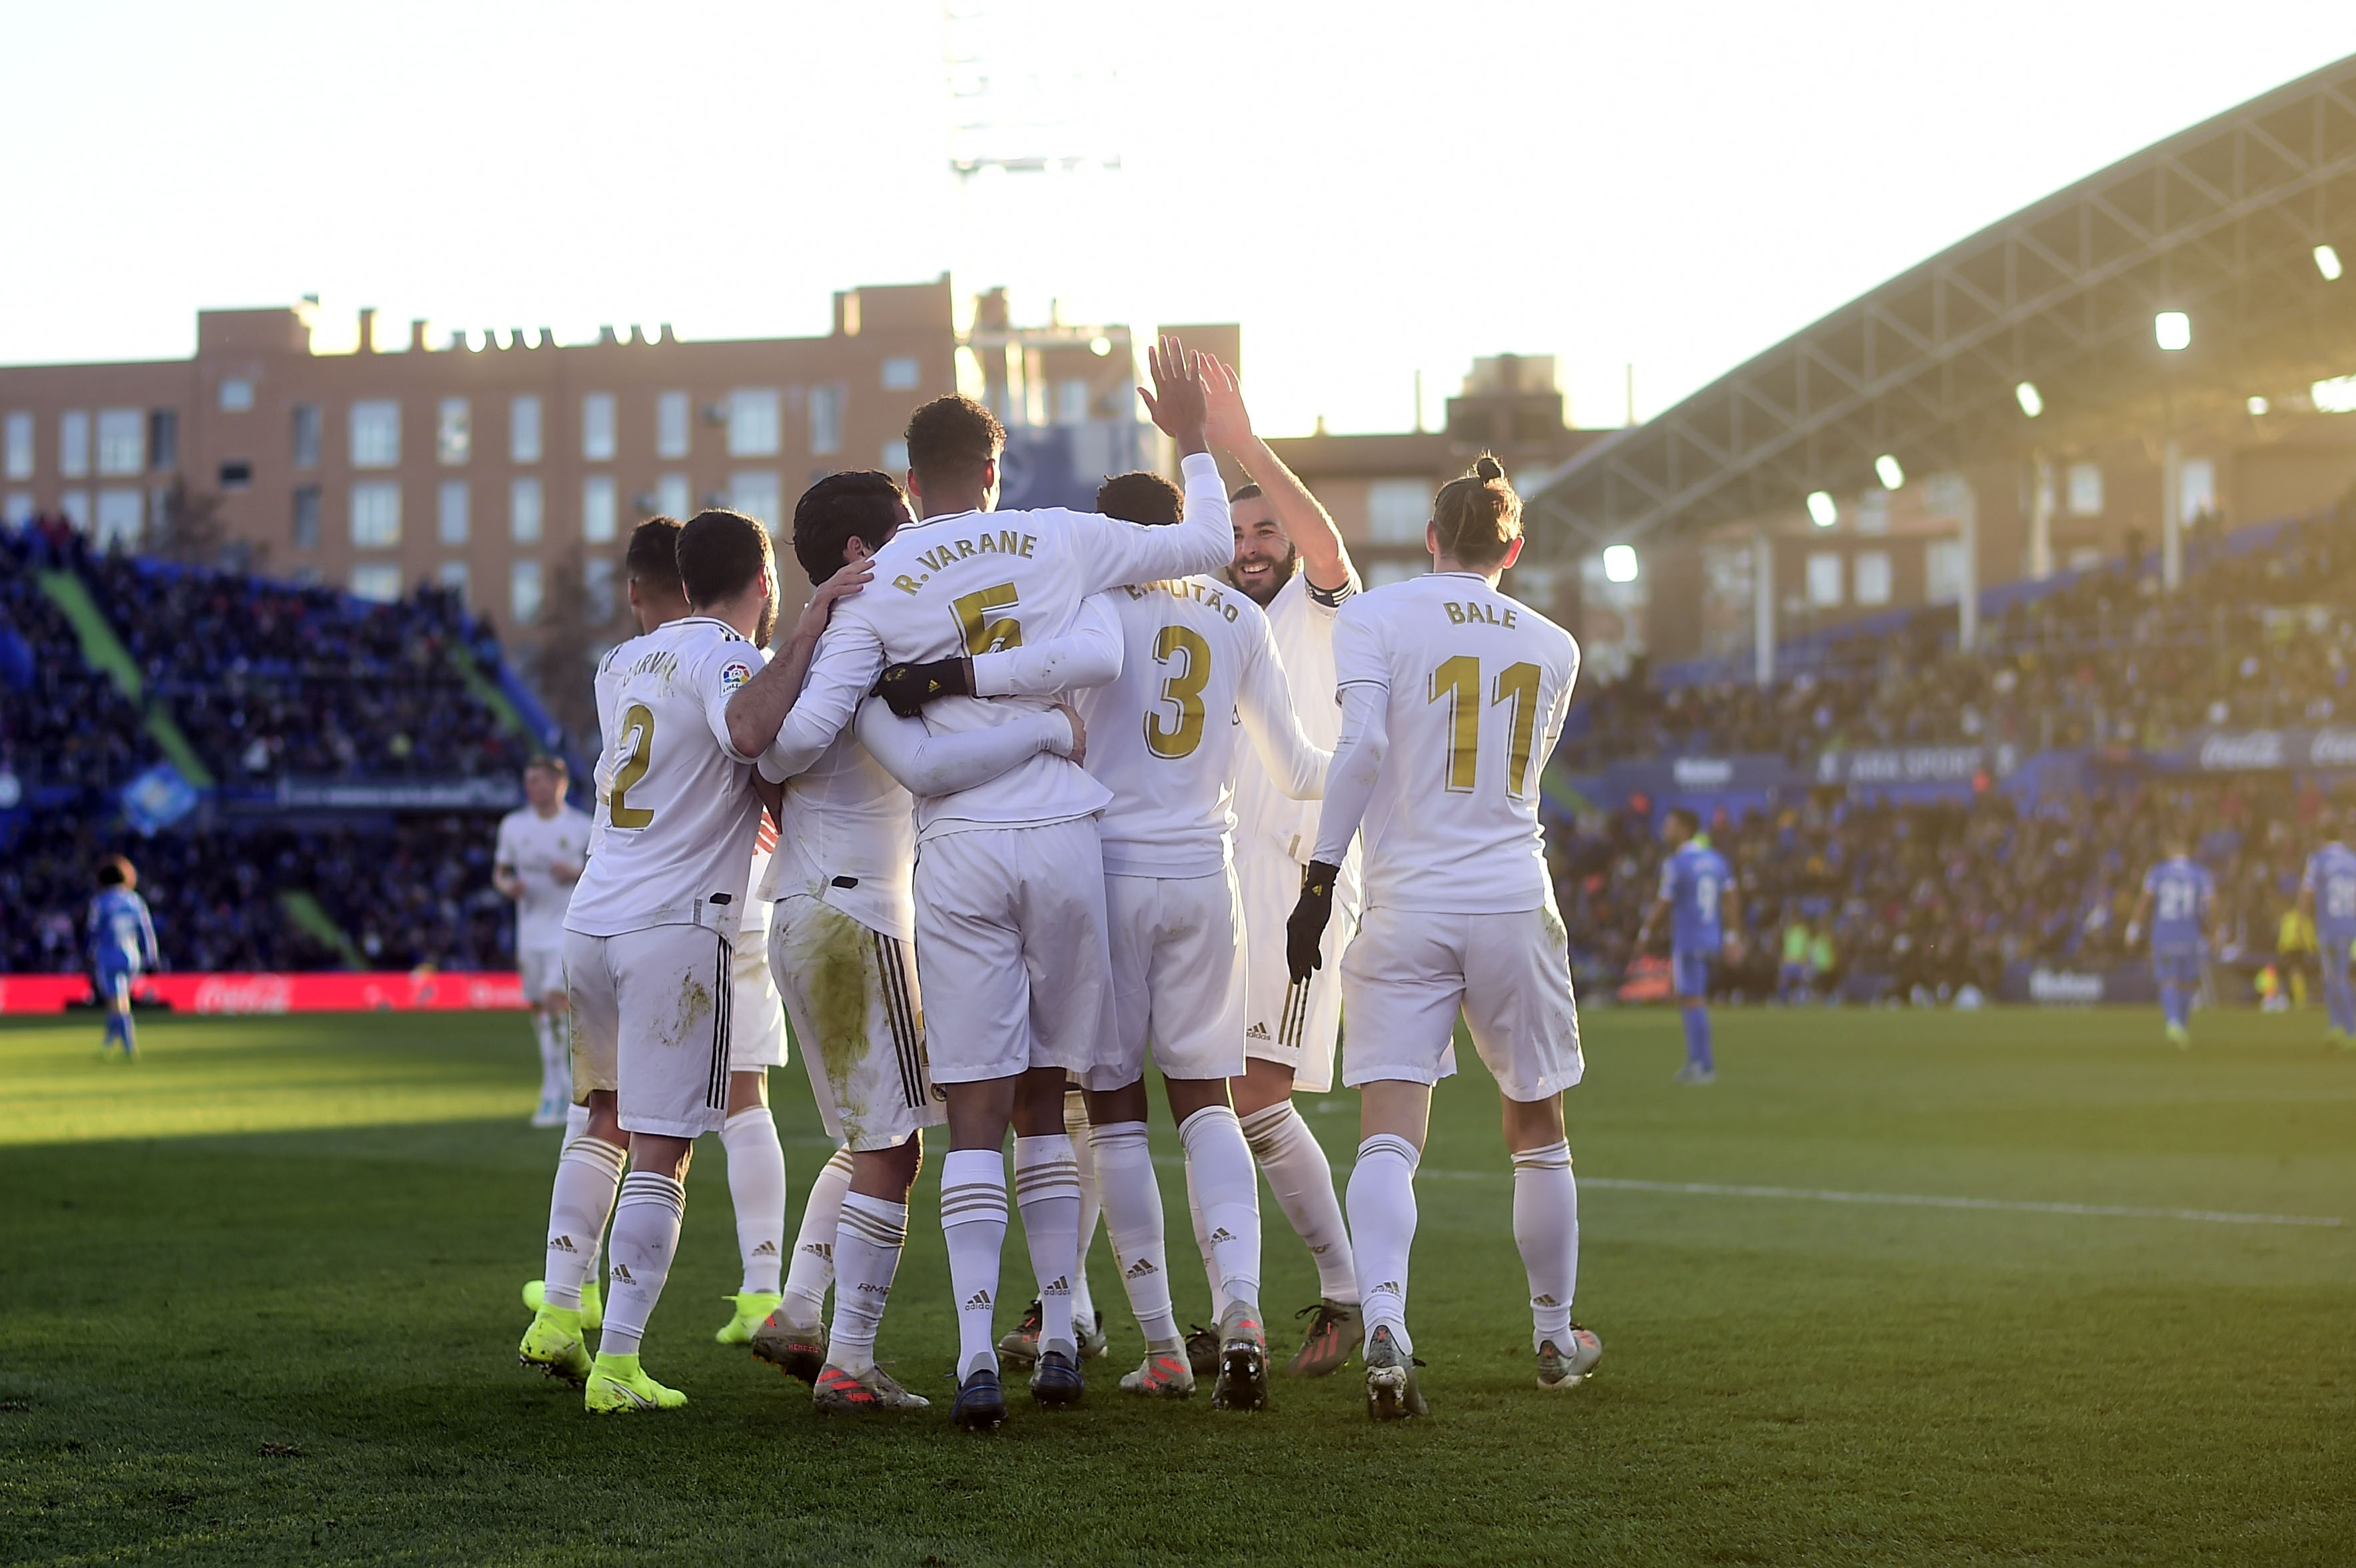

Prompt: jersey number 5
[
  {"left": 1145, "top": 624, "right": 1213, "bottom": 759},
  {"left": 953, "top": 583, "right": 1023, "bottom": 655},
  {"left": 1429, "top": 656, "right": 1542, "bottom": 797},
  {"left": 609, "top": 703, "right": 656, "bottom": 829}
]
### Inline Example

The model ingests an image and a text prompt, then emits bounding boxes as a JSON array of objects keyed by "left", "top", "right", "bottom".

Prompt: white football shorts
[
  {"left": 911, "top": 819, "right": 1116, "bottom": 1085},
  {"left": 517, "top": 945, "right": 565, "bottom": 1006},
  {"left": 1339, "top": 900, "right": 1582, "bottom": 1103},
  {"left": 562, "top": 923, "right": 735, "bottom": 1139},
  {"left": 730, "top": 914, "right": 789, "bottom": 1071},
  {"left": 1235, "top": 844, "right": 1357, "bottom": 1094},
  {"left": 1085, "top": 868, "right": 1247, "bottom": 1091},
  {"left": 769, "top": 895, "right": 943, "bottom": 1152}
]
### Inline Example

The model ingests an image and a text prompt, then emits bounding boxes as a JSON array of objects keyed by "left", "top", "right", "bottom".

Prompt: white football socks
[
  {"left": 1179, "top": 1106, "right": 1261, "bottom": 1315},
  {"left": 534, "top": 1011, "right": 569, "bottom": 1105},
  {"left": 1089, "top": 1122, "right": 1180, "bottom": 1347},
  {"left": 600, "top": 1170, "right": 687, "bottom": 1358},
  {"left": 1241, "top": 1100, "right": 1359, "bottom": 1304},
  {"left": 828, "top": 1193, "right": 908, "bottom": 1375},
  {"left": 784, "top": 1146, "right": 854, "bottom": 1327},
  {"left": 541, "top": 1132, "right": 624, "bottom": 1310},
  {"left": 719, "top": 1106, "right": 787, "bottom": 1295},
  {"left": 1512, "top": 1139, "right": 1578, "bottom": 1353},
  {"left": 1185, "top": 1158, "right": 1228, "bottom": 1320},
  {"left": 1065, "top": 1092, "right": 1101, "bottom": 1334},
  {"left": 1348, "top": 1133, "right": 1421, "bottom": 1356},
  {"left": 940, "top": 1148, "right": 1009, "bottom": 1381},
  {"left": 1013, "top": 1134, "right": 1082, "bottom": 1360}
]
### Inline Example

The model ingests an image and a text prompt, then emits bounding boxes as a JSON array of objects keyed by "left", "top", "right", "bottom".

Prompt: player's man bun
[
  {"left": 793, "top": 471, "right": 907, "bottom": 586},
  {"left": 1095, "top": 470, "right": 1183, "bottom": 527},
  {"left": 1432, "top": 453, "right": 1522, "bottom": 568},
  {"left": 675, "top": 509, "right": 774, "bottom": 610},
  {"left": 624, "top": 516, "right": 684, "bottom": 595},
  {"left": 904, "top": 395, "right": 1005, "bottom": 493}
]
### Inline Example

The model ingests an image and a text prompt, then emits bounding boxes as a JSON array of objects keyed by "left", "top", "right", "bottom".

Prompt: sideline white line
[{"left": 1569, "top": 1176, "right": 2345, "bottom": 1229}]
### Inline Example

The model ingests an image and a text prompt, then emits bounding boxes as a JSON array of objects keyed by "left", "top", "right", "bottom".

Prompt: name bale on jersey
[
  {"left": 1442, "top": 600, "right": 1520, "bottom": 628},
  {"left": 1126, "top": 578, "right": 1241, "bottom": 621},
  {"left": 891, "top": 530, "right": 1039, "bottom": 594}
]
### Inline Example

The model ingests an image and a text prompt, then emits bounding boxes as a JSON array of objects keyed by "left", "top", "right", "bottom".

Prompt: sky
[{"left": 8, "top": 1, "right": 2355, "bottom": 438}]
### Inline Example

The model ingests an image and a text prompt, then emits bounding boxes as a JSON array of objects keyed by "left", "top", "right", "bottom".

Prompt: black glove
[
  {"left": 874, "top": 655, "right": 971, "bottom": 718},
  {"left": 1286, "top": 860, "right": 1342, "bottom": 984}
]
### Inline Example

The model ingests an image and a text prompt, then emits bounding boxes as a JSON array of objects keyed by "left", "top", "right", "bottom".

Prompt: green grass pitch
[{"left": 3, "top": 1004, "right": 2351, "bottom": 1565}]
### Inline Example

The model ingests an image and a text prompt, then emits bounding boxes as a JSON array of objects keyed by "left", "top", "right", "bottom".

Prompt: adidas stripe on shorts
[
  {"left": 1235, "top": 843, "right": 1357, "bottom": 1094},
  {"left": 1082, "top": 867, "right": 1247, "bottom": 1091},
  {"left": 1339, "top": 899, "right": 1583, "bottom": 1102},
  {"left": 562, "top": 923, "right": 736, "bottom": 1139},
  {"left": 770, "top": 895, "right": 943, "bottom": 1152}
]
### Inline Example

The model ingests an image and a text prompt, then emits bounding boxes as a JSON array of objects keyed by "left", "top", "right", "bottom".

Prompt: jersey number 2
[
  {"left": 609, "top": 703, "right": 656, "bottom": 829},
  {"left": 1145, "top": 624, "right": 1213, "bottom": 759},
  {"left": 1429, "top": 657, "right": 1541, "bottom": 796}
]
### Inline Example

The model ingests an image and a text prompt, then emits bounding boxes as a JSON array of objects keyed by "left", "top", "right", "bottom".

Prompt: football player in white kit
[
  {"left": 1287, "top": 457, "right": 1602, "bottom": 1419},
  {"left": 735, "top": 468, "right": 1116, "bottom": 1413},
  {"left": 493, "top": 757, "right": 591, "bottom": 1127},
  {"left": 1199, "top": 360, "right": 1367, "bottom": 1377},
  {"left": 725, "top": 340, "right": 1233, "bottom": 1430},
  {"left": 516, "top": 508, "right": 788, "bottom": 1415}
]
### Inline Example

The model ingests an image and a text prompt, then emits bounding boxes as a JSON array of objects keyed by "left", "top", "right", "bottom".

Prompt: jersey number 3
[
  {"left": 1429, "top": 656, "right": 1541, "bottom": 796},
  {"left": 1145, "top": 624, "right": 1213, "bottom": 759},
  {"left": 609, "top": 703, "right": 656, "bottom": 829}
]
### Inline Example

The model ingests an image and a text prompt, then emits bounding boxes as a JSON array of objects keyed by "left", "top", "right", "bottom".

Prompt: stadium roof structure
[{"left": 1528, "top": 52, "right": 2356, "bottom": 556}]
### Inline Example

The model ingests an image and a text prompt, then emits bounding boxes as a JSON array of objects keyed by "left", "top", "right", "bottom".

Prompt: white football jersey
[
  {"left": 1320, "top": 572, "right": 1577, "bottom": 915},
  {"left": 564, "top": 616, "right": 768, "bottom": 939},
  {"left": 766, "top": 727, "right": 919, "bottom": 944},
  {"left": 1229, "top": 565, "right": 1359, "bottom": 867},
  {"left": 494, "top": 802, "right": 592, "bottom": 952},
  {"left": 762, "top": 452, "right": 1234, "bottom": 841},
  {"left": 1077, "top": 574, "right": 1327, "bottom": 878}
]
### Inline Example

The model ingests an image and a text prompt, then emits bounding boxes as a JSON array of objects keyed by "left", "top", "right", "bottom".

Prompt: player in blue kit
[
  {"left": 1638, "top": 808, "right": 1741, "bottom": 1084},
  {"left": 2297, "top": 823, "right": 2356, "bottom": 1046},
  {"left": 2127, "top": 838, "right": 2217, "bottom": 1049},
  {"left": 88, "top": 855, "right": 159, "bottom": 1061}
]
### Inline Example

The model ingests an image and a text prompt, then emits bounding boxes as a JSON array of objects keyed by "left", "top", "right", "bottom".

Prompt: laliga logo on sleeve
[{"left": 720, "top": 661, "right": 755, "bottom": 693}]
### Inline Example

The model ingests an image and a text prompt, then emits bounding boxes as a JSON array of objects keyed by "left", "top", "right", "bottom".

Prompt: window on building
[
  {"left": 582, "top": 393, "right": 616, "bottom": 462},
  {"left": 437, "top": 560, "right": 470, "bottom": 601},
  {"left": 510, "top": 476, "right": 543, "bottom": 543},
  {"left": 808, "top": 384, "right": 844, "bottom": 456},
  {"left": 95, "top": 489, "right": 143, "bottom": 550},
  {"left": 350, "top": 400, "right": 400, "bottom": 468},
  {"left": 510, "top": 559, "right": 544, "bottom": 623},
  {"left": 2181, "top": 457, "right": 2217, "bottom": 523},
  {"left": 350, "top": 482, "right": 402, "bottom": 547},
  {"left": 94, "top": 409, "right": 142, "bottom": 476},
  {"left": 656, "top": 473, "right": 690, "bottom": 521},
  {"left": 730, "top": 471, "right": 782, "bottom": 530},
  {"left": 4, "top": 412, "right": 31, "bottom": 480},
  {"left": 217, "top": 461, "right": 253, "bottom": 491},
  {"left": 2065, "top": 462, "right": 2103, "bottom": 517},
  {"left": 219, "top": 378, "right": 254, "bottom": 412},
  {"left": 60, "top": 411, "right": 89, "bottom": 478},
  {"left": 292, "top": 404, "right": 321, "bottom": 470},
  {"left": 882, "top": 356, "right": 921, "bottom": 391},
  {"left": 59, "top": 490, "right": 91, "bottom": 531},
  {"left": 1925, "top": 538, "right": 1968, "bottom": 604},
  {"left": 293, "top": 486, "right": 321, "bottom": 550},
  {"left": 730, "top": 388, "right": 782, "bottom": 457},
  {"left": 148, "top": 409, "right": 177, "bottom": 471},
  {"left": 3, "top": 491, "right": 33, "bottom": 526},
  {"left": 510, "top": 395, "right": 543, "bottom": 464},
  {"left": 1854, "top": 549, "right": 1893, "bottom": 606},
  {"left": 437, "top": 398, "right": 471, "bottom": 465},
  {"left": 350, "top": 564, "right": 403, "bottom": 603},
  {"left": 438, "top": 480, "right": 470, "bottom": 544},
  {"left": 585, "top": 556, "right": 617, "bottom": 621},
  {"left": 1368, "top": 478, "right": 1431, "bottom": 544},
  {"left": 882, "top": 438, "right": 909, "bottom": 472},
  {"left": 1806, "top": 550, "right": 1844, "bottom": 607},
  {"left": 1367, "top": 560, "right": 1421, "bottom": 589},
  {"left": 1056, "top": 378, "right": 1089, "bottom": 426},
  {"left": 583, "top": 475, "right": 617, "bottom": 543},
  {"left": 656, "top": 390, "right": 690, "bottom": 459}
]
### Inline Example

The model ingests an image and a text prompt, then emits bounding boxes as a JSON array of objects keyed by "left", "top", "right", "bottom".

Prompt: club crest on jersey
[{"left": 720, "top": 660, "right": 755, "bottom": 693}]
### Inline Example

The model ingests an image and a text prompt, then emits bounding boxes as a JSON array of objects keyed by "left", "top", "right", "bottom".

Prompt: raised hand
[
  {"left": 1136, "top": 334, "right": 1209, "bottom": 456},
  {"left": 1203, "top": 356, "right": 1254, "bottom": 454}
]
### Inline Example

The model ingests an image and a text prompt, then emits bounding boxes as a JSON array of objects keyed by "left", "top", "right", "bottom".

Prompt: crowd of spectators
[{"left": 0, "top": 530, "right": 159, "bottom": 791}]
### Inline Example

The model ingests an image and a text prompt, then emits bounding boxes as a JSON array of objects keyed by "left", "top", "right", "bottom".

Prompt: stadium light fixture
[
  {"left": 2155, "top": 311, "right": 2191, "bottom": 352},
  {"left": 1602, "top": 544, "right": 1638, "bottom": 583},
  {"left": 1806, "top": 491, "right": 1838, "bottom": 528},
  {"left": 2248, "top": 396, "right": 2269, "bottom": 416},
  {"left": 2318, "top": 245, "right": 2345, "bottom": 282},
  {"left": 2314, "top": 376, "right": 2356, "bottom": 415},
  {"left": 1089, "top": 335, "right": 1113, "bottom": 356},
  {"left": 2015, "top": 381, "right": 2044, "bottom": 418},
  {"left": 1874, "top": 454, "right": 1905, "bottom": 490}
]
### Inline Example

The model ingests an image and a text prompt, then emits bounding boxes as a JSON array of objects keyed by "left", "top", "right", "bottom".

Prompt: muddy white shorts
[
  {"left": 770, "top": 895, "right": 943, "bottom": 1152},
  {"left": 730, "top": 913, "right": 789, "bottom": 1072},
  {"left": 1339, "top": 901, "right": 1582, "bottom": 1103},
  {"left": 1235, "top": 844, "right": 1358, "bottom": 1094},
  {"left": 1085, "top": 868, "right": 1247, "bottom": 1091},
  {"left": 518, "top": 946, "right": 565, "bottom": 1006},
  {"left": 562, "top": 923, "right": 735, "bottom": 1139},
  {"left": 911, "top": 818, "right": 1115, "bottom": 1085}
]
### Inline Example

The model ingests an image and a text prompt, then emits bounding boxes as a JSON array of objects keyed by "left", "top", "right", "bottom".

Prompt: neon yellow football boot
[
  {"left": 714, "top": 1290, "right": 782, "bottom": 1346},
  {"left": 584, "top": 1352, "right": 686, "bottom": 1413},
  {"left": 522, "top": 1278, "right": 603, "bottom": 1333},
  {"left": 517, "top": 1303, "right": 593, "bottom": 1385}
]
